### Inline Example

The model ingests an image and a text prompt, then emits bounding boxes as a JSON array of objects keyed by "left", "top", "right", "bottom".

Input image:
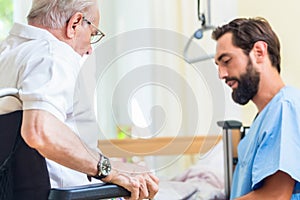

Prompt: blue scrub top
[{"left": 231, "top": 86, "right": 300, "bottom": 199}]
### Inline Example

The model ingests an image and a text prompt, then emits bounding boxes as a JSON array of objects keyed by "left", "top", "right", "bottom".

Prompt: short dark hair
[{"left": 212, "top": 17, "right": 281, "bottom": 73}]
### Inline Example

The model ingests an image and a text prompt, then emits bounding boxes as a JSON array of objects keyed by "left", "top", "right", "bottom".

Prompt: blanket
[{"left": 155, "top": 141, "right": 225, "bottom": 200}]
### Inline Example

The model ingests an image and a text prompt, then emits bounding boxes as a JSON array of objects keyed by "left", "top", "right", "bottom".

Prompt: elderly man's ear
[{"left": 66, "top": 12, "right": 84, "bottom": 38}]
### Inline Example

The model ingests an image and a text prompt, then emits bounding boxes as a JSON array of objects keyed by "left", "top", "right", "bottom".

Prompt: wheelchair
[{"left": 0, "top": 88, "right": 130, "bottom": 200}]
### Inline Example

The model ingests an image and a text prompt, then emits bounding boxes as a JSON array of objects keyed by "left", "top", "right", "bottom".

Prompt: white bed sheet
[{"left": 155, "top": 141, "right": 225, "bottom": 200}]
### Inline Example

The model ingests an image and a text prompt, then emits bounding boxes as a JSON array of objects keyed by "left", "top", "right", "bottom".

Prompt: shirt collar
[
  {"left": 10, "top": 23, "right": 58, "bottom": 42},
  {"left": 10, "top": 23, "right": 82, "bottom": 61}
]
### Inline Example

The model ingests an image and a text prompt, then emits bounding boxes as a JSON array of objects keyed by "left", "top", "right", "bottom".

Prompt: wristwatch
[{"left": 88, "top": 154, "right": 111, "bottom": 181}]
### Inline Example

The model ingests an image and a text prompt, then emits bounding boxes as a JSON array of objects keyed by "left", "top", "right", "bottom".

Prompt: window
[{"left": 0, "top": 0, "right": 13, "bottom": 40}]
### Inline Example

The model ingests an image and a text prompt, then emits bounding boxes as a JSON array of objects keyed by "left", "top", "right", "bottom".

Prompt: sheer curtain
[
  {"left": 94, "top": 0, "right": 239, "bottom": 177},
  {"left": 95, "top": 0, "right": 239, "bottom": 138}
]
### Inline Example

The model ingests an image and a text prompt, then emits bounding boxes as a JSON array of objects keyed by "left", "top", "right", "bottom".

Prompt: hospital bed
[{"left": 98, "top": 121, "right": 243, "bottom": 199}]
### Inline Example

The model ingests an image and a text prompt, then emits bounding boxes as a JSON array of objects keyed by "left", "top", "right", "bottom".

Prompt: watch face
[{"left": 100, "top": 157, "right": 111, "bottom": 176}]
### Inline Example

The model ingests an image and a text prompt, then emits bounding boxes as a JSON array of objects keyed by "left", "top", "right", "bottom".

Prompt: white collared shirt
[{"left": 0, "top": 23, "right": 100, "bottom": 188}]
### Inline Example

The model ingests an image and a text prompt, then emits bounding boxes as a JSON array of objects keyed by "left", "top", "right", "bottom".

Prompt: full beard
[{"left": 232, "top": 60, "right": 260, "bottom": 105}]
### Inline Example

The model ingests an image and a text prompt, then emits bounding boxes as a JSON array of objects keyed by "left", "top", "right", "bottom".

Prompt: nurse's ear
[
  {"left": 66, "top": 12, "right": 83, "bottom": 39},
  {"left": 251, "top": 41, "right": 268, "bottom": 64}
]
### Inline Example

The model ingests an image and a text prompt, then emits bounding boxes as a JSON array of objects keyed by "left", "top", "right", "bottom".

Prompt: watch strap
[{"left": 87, "top": 154, "right": 110, "bottom": 181}]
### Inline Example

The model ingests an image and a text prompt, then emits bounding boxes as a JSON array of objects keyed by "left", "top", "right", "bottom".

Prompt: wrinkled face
[
  {"left": 71, "top": 10, "right": 100, "bottom": 56},
  {"left": 215, "top": 32, "right": 260, "bottom": 105}
]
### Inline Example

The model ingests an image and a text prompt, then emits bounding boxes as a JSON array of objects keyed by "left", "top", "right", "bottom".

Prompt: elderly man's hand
[{"left": 102, "top": 160, "right": 159, "bottom": 200}]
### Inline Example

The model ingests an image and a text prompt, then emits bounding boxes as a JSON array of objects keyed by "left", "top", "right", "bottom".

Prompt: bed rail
[{"left": 98, "top": 135, "right": 221, "bottom": 157}]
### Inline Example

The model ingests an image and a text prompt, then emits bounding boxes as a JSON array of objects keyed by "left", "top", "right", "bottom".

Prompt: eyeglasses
[{"left": 83, "top": 17, "right": 105, "bottom": 44}]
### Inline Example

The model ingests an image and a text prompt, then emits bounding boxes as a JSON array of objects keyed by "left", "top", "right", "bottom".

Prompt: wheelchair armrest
[{"left": 48, "top": 183, "right": 131, "bottom": 200}]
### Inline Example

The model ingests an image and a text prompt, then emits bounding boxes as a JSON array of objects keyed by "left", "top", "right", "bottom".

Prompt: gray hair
[{"left": 27, "top": 0, "right": 97, "bottom": 29}]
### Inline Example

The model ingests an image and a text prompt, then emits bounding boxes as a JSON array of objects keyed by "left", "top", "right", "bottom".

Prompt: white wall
[{"left": 238, "top": 0, "right": 300, "bottom": 126}]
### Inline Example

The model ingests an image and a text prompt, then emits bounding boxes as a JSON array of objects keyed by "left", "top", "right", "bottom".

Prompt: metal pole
[
  {"left": 217, "top": 120, "right": 242, "bottom": 199},
  {"left": 207, "top": 0, "right": 212, "bottom": 26},
  {"left": 223, "top": 128, "right": 233, "bottom": 199}
]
